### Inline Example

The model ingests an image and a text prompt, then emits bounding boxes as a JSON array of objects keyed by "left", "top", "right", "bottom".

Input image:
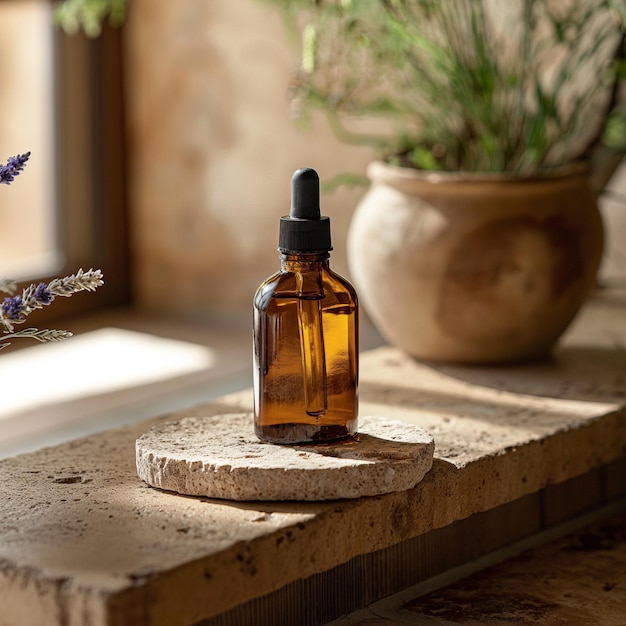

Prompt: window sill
[{"left": 0, "top": 308, "right": 252, "bottom": 458}]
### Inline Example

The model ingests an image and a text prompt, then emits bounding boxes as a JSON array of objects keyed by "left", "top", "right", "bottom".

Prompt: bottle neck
[{"left": 280, "top": 251, "right": 330, "bottom": 272}]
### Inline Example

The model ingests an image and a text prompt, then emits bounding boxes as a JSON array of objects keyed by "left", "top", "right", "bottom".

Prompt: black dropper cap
[{"left": 278, "top": 168, "right": 332, "bottom": 253}]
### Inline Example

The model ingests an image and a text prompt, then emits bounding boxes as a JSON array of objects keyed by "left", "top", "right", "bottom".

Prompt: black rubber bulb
[{"left": 291, "top": 168, "right": 320, "bottom": 220}]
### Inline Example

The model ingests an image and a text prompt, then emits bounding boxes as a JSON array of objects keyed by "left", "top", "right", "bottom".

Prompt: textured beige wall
[{"left": 125, "top": 0, "right": 376, "bottom": 317}]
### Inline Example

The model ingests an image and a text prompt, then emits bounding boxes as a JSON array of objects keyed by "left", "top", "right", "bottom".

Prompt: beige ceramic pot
[{"left": 347, "top": 160, "right": 604, "bottom": 363}]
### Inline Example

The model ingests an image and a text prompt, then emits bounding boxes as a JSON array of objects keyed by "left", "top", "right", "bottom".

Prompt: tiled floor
[{"left": 329, "top": 507, "right": 626, "bottom": 625}]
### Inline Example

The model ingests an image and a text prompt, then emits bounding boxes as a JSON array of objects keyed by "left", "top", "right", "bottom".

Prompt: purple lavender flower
[
  {"left": 34, "top": 282, "right": 53, "bottom": 305},
  {"left": 0, "top": 152, "right": 31, "bottom": 185},
  {"left": 2, "top": 296, "right": 25, "bottom": 322},
  {"left": 1, "top": 268, "right": 103, "bottom": 348}
]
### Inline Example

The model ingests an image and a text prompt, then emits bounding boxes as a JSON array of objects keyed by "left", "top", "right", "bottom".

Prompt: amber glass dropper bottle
[{"left": 253, "top": 167, "right": 359, "bottom": 444}]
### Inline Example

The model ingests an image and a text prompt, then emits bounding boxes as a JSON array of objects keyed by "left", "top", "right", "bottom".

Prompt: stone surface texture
[
  {"left": 135, "top": 414, "right": 435, "bottom": 501},
  {"left": 0, "top": 292, "right": 624, "bottom": 625}
]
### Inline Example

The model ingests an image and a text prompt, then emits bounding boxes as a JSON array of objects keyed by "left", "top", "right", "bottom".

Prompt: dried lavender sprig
[
  {"left": 1, "top": 297, "right": 22, "bottom": 327},
  {"left": 0, "top": 328, "right": 73, "bottom": 351},
  {"left": 17, "top": 282, "right": 54, "bottom": 318},
  {"left": 1, "top": 285, "right": 51, "bottom": 331},
  {"left": 47, "top": 268, "right": 104, "bottom": 297},
  {"left": 5, "top": 268, "right": 104, "bottom": 322},
  {"left": 0, "top": 268, "right": 104, "bottom": 333},
  {"left": 0, "top": 152, "right": 31, "bottom": 185}
]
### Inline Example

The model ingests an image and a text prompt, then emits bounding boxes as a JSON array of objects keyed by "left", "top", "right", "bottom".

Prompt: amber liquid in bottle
[{"left": 254, "top": 252, "right": 358, "bottom": 444}]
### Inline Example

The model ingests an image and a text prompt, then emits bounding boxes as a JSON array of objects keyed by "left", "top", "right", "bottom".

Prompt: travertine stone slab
[
  {"left": 136, "top": 413, "right": 435, "bottom": 501},
  {"left": 0, "top": 293, "right": 624, "bottom": 626}
]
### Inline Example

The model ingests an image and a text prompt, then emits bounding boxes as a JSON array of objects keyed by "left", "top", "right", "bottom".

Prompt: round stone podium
[{"left": 136, "top": 413, "right": 435, "bottom": 501}]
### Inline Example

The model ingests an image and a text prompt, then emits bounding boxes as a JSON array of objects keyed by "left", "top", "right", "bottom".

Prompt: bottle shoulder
[
  {"left": 323, "top": 266, "right": 358, "bottom": 299},
  {"left": 254, "top": 265, "right": 357, "bottom": 310}
]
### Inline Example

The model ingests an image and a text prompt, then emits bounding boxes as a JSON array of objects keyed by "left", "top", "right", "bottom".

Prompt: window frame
[{"left": 7, "top": 18, "right": 131, "bottom": 325}]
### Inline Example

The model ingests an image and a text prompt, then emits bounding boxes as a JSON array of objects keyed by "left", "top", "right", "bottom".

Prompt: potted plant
[{"left": 261, "top": 0, "right": 626, "bottom": 363}]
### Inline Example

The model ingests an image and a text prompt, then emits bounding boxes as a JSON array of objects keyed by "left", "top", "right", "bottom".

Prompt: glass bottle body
[{"left": 253, "top": 253, "right": 358, "bottom": 444}]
